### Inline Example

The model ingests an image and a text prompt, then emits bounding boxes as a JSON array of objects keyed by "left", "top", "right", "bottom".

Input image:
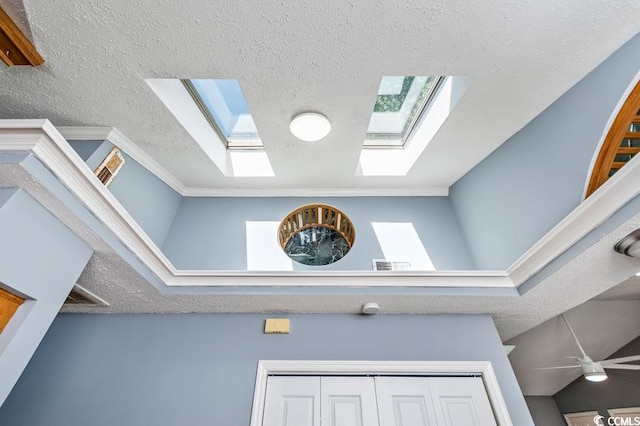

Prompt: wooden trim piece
[
  {"left": 586, "top": 81, "right": 640, "bottom": 197},
  {"left": 0, "top": 287, "right": 24, "bottom": 305},
  {"left": 0, "top": 7, "right": 44, "bottom": 66},
  {"left": 278, "top": 203, "right": 356, "bottom": 249},
  {"left": 0, "top": 287, "right": 24, "bottom": 334},
  {"left": 250, "top": 360, "right": 513, "bottom": 426},
  {"left": 618, "top": 147, "right": 640, "bottom": 155}
]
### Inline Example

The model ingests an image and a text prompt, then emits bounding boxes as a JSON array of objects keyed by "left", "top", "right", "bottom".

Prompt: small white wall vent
[
  {"left": 64, "top": 285, "right": 109, "bottom": 306},
  {"left": 372, "top": 260, "right": 411, "bottom": 271}
]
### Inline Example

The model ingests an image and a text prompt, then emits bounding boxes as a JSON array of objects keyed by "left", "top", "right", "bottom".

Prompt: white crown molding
[
  {"left": 0, "top": 120, "right": 510, "bottom": 289},
  {"left": 57, "top": 126, "right": 187, "bottom": 195},
  {"left": 181, "top": 186, "right": 450, "bottom": 197},
  {"left": 250, "top": 360, "right": 513, "bottom": 426},
  {"left": 1, "top": 121, "right": 637, "bottom": 290}
]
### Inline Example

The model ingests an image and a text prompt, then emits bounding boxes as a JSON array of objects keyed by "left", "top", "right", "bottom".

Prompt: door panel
[
  {"left": 263, "top": 376, "right": 320, "bottom": 426},
  {"left": 321, "top": 377, "right": 379, "bottom": 426},
  {"left": 375, "top": 377, "right": 438, "bottom": 426},
  {"left": 429, "top": 377, "right": 496, "bottom": 426},
  {"left": 263, "top": 375, "right": 499, "bottom": 426}
]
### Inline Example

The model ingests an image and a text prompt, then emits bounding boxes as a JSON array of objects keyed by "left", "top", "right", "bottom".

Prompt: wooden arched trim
[{"left": 586, "top": 80, "right": 640, "bottom": 197}]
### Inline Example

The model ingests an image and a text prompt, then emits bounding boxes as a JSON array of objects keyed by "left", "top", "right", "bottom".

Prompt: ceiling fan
[{"left": 535, "top": 314, "right": 640, "bottom": 382}]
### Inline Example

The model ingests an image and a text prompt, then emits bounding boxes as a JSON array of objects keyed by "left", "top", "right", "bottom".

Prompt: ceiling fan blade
[
  {"left": 532, "top": 366, "right": 580, "bottom": 370},
  {"left": 603, "top": 364, "right": 640, "bottom": 370},
  {"left": 561, "top": 314, "right": 588, "bottom": 359},
  {"left": 601, "top": 355, "right": 640, "bottom": 365}
]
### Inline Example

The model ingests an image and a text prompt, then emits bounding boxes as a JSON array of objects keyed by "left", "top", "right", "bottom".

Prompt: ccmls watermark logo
[{"left": 594, "top": 414, "right": 640, "bottom": 426}]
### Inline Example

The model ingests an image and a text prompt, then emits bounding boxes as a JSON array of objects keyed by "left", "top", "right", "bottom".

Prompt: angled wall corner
[
  {"left": 66, "top": 139, "right": 182, "bottom": 248},
  {"left": 450, "top": 33, "right": 640, "bottom": 271},
  {"left": 0, "top": 188, "right": 93, "bottom": 406}
]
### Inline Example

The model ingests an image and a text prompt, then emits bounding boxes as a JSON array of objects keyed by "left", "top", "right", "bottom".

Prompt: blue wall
[
  {"left": 450, "top": 33, "right": 640, "bottom": 270},
  {"left": 0, "top": 313, "right": 533, "bottom": 425},
  {"left": 0, "top": 189, "right": 92, "bottom": 404},
  {"left": 68, "top": 140, "right": 182, "bottom": 248},
  {"left": 162, "top": 196, "right": 475, "bottom": 271},
  {"left": 67, "top": 139, "right": 102, "bottom": 162}
]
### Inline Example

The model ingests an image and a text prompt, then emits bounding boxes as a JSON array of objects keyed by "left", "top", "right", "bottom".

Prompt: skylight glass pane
[
  {"left": 190, "top": 79, "right": 261, "bottom": 148},
  {"left": 365, "top": 76, "right": 439, "bottom": 147}
]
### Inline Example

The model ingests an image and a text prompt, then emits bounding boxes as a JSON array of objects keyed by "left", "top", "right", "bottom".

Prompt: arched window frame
[{"left": 586, "top": 81, "right": 640, "bottom": 197}]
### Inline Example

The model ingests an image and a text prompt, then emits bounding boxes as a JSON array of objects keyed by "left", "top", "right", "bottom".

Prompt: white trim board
[
  {"left": 2, "top": 120, "right": 640, "bottom": 289},
  {"left": 249, "top": 360, "right": 513, "bottom": 426}
]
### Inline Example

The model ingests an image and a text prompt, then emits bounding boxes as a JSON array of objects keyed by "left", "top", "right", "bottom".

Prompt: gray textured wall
[
  {"left": 525, "top": 396, "right": 565, "bottom": 426},
  {"left": 162, "top": 196, "right": 475, "bottom": 270},
  {"left": 0, "top": 314, "right": 533, "bottom": 425},
  {"left": 450, "top": 33, "right": 640, "bottom": 270},
  {"left": 554, "top": 336, "right": 640, "bottom": 420}
]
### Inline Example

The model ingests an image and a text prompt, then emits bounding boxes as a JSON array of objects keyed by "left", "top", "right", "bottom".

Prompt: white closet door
[
  {"left": 263, "top": 376, "right": 321, "bottom": 426},
  {"left": 375, "top": 377, "right": 439, "bottom": 426},
  {"left": 320, "top": 377, "right": 379, "bottom": 426},
  {"left": 429, "top": 377, "right": 496, "bottom": 426}
]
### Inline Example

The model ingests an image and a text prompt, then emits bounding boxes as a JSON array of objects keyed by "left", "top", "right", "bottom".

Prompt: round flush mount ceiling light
[{"left": 289, "top": 112, "right": 331, "bottom": 142}]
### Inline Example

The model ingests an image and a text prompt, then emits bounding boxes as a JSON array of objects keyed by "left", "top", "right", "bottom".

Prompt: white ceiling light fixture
[
  {"left": 289, "top": 112, "right": 331, "bottom": 142},
  {"left": 534, "top": 314, "right": 640, "bottom": 383},
  {"left": 582, "top": 362, "right": 608, "bottom": 382}
]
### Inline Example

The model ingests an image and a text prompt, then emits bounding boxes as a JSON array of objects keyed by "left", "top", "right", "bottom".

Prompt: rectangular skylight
[
  {"left": 183, "top": 79, "right": 262, "bottom": 149},
  {"left": 364, "top": 76, "right": 443, "bottom": 147}
]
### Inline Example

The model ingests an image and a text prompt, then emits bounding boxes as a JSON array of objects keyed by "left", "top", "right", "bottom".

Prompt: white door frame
[{"left": 249, "top": 360, "right": 513, "bottom": 426}]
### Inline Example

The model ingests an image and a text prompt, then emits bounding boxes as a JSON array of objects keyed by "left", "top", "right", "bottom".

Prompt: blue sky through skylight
[{"left": 191, "top": 79, "right": 260, "bottom": 143}]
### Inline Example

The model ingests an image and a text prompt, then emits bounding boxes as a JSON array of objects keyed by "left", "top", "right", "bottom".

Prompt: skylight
[
  {"left": 147, "top": 78, "right": 274, "bottom": 177},
  {"left": 183, "top": 79, "right": 262, "bottom": 149},
  {"left": 365, "top": 76, "right": 444, "bottom": 147}
]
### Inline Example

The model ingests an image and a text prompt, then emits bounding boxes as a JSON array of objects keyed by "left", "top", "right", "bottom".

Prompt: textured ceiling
[{"left": 0, "top": 0, "right": 639, "bottom": 191}]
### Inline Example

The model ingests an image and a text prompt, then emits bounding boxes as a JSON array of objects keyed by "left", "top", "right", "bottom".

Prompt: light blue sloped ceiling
[{"left": 450, "top": 33, "right": 640, "bottom": 270}]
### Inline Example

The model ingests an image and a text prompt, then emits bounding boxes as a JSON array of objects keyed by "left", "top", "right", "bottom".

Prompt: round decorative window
[{"left": 278, "top": 204, "right": 356, "bottom": 266}]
